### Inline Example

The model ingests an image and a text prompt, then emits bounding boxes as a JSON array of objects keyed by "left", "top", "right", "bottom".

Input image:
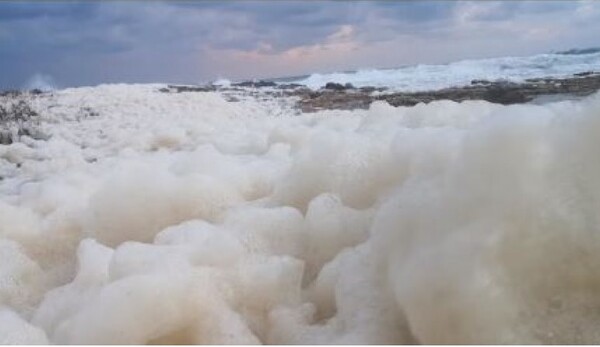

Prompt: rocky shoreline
[
  {"left": 157, "top": 71, "right": 600, "bottom": 113},
  {"left": 290, "top": 72, "right": 600, "bottom": 112},
  {"left": 2, "top": 71, "right": 600, "bottom": 118}
]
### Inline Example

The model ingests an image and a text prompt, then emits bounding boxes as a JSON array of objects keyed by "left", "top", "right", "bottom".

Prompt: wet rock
[
  {"left": 380, "top": 95, "right": 420, "bottom": 107},
  {"left": 359, "top": 86, "right": 387, "bottom": 93},
  {"left": 161, "top": 85, "right": 216, "bottom": 93},
  {"left": 0, "top": 130, "right": 12, "bottom": 145},
  {"left": 0, "top": 90, "right": 22, "bottom": 98},
  {"left": 80, "top": 107, "right": 100, "bottom": 117},
  {"left": 308, "top": 92, "right": 321, "bottom": 99},
  {"left": 232, "top": 80, "right": 277, "bottom": 88},
  {"left": 574, "top": 71, "right": 596, "bottom": 77},
  {"left": 294, "top": 73, "right": 600, "bottom": 112},
  {"left": 255, "top": 80, "right": 277, "bottom": 88},
  {"left": 232, "top": 81, "right": 254, "bottom": 87},
  {"left": 151, "top": 72, "right": 600, "bottom": 113},
  {"left": 558, "top": 47, "right": 600, "bottom": 55},
  {"left": 324, "top": 82, "right": 355, "bottom": 91},
  {"left": 471, "top": 79, "right": 491, "bottom": 85},
  {"left": 297, "top": 90, "right": 372, "bottom": 112},
  {"left": 482, "top": 86, "right": 532, "bottom": 104},
  {"left": 276, "top": 83, "right": 304, "bottom": 90}
]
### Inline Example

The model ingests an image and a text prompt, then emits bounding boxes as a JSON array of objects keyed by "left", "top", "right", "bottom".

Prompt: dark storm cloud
[
  {"left": 0, "top": 1, "right": 598, "bottom": 89},
  {"left": 0, "top": 2, "right": 97, "bottom": 21}
]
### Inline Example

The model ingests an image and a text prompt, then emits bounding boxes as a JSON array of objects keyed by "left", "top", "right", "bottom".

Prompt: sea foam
[{"left": 1, "top": 85, "right": 600, "bottom": 344}]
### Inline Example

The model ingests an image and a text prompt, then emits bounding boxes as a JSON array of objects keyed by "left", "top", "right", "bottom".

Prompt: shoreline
[
  {"left": 158, "top": 71, "right": 600, "bottom": 113},
  {"left": 289, "top": 72, "right": 600, "bottom": 112}
]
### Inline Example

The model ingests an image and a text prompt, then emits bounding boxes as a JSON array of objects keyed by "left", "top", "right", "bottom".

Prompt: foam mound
[{"left": 2, "top": 84, "right": 600, "bottom": 344}]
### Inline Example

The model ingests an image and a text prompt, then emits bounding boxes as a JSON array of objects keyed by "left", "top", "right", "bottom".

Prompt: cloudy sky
[{"left": 1, "top": 1, "right": 599, "bottom": 89}]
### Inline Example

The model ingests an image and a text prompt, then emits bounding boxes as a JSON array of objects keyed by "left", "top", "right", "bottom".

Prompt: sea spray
[{"left": 292, "top": 51, "right": 600, "bottom": 91}]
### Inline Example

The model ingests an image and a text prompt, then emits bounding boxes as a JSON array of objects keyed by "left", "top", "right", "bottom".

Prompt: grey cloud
[
  {"left": 0, "top": 2, "right": 98, "bottom": 21},
  {"left": 0, "top": 1, "right": 598, "bottom": 89}
]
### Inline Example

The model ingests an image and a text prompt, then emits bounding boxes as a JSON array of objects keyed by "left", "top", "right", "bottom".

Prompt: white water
[
  {"left": 291, "top": 51, "right": 600, "bottom": 91},
  {"left": 2, "top": 84, "right": 600, "bottom": 344}
]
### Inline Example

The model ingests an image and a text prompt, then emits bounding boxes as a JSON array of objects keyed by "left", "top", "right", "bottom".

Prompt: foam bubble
[
  {"left": 0, "top": 308, "right": 49, "bottom": 344},
  {"left": 2, "top": 84, "right": 600, "bottom": 343}
]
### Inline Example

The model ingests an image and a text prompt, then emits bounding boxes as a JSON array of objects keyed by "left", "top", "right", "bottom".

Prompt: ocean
[{"left": 280, "top": 48, "right": 600, "bottom": 91}]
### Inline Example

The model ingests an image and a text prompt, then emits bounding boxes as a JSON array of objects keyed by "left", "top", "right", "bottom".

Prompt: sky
[{"left": 1, "top": 0, "right": 599, "bottom": 89}]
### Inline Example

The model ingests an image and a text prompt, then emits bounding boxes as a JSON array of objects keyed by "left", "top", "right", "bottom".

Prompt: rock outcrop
[
  {"left": 294, "top": 73, "right": 600, "bottom": 112},
  {"left": 128, "top": 72, "right": 600, "bottom": 113}
]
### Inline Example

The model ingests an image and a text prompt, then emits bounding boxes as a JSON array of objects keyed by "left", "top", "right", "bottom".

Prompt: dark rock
[
  {"left": 359, "top": 86, "right": 388, "bottom": 93},
  {"left": 163, "top": 85, "right": 216, "bottom": 93},
  {"left": 255, "top": 80, "right": 277, "bottom": 88},
  {"left": 0, "top": 105, "right": 6, "bottom": 121},
  {"left": 574, "top": 71, "right": 596, "bottom": 77},
  {"left": 233, "top": 81, "right": 255, "bottom": 87},
  {"left": 324, "top": 82, "right": 348, "bottom": 91},
  {"left": 294, "top": 73, "right": 600, "bottom": 112},
  {"left": 525, "top": 78, "right": 543, "bottom": 83},
  {"left": 0, "top": 131, "right": 12, "bottom": 145},
  {"left": 557, "top": 47, "right": 600, "bottom": 55},
  {"left": 277, "top": 83, "right": 304, "bottom": 90},
  {"left": 297, "top": 89, "right": 373, "bottom": 112},
  {"left": 381, "top": 95, "right": 425, "bottom": 107},
  {"left": 232, "top": 80, "right": 277, "bottom": 88},
  {"left": 17, "top": 127, "right": 30, "bottom": 137},
  {"left": 0, "top": 90, "right": 22, "bottom": 98},
  {"left": 359, "top": 86, "right": 376, "bottom": 93},
  {"left": 471, "top": 79, "right": 491, "bottom": 85},
  {"left": 493, "top": 79, "right": 520, "bottom": 88},
  {"left": 308, "top": 92, "right": 321, "bottom": 99},
  {"left": 482, "top": 87, "right": 532, "bottom": 104},
  {"left": 81, "top": 107, "right": 100, "bottom": 117}
]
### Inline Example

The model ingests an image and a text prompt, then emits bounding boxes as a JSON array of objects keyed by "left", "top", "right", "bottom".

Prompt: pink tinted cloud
[{"left": 199, "top": 25, "right": 362, "bottom": 79}]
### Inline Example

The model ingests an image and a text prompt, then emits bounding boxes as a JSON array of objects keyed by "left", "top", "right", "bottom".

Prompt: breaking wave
[
  {"left": 291, "top": 50, "right": 600, "bottom": 91},
  {"left": 23, "top": 74, "right": 58, "bottom": 92}
]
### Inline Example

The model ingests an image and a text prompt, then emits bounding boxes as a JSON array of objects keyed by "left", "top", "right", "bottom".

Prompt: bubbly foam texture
[
  {"left": 2, "top": 84, "right": 600, "bottom": 344},
  {"left": 293, "top": 51, "right": 600, "bottom": 90}
]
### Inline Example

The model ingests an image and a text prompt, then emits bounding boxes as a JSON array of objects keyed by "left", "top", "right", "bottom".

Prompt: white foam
[
  {"left": 2, "top": 84, "right": 600, "bottom": 343},
  {"left": 212, "top": 78, "right": 232, "bottom": 87},
  {"left": 0, "top": 308, "right": 49, "bottom": 344},
  {"left": 292, "top": 51, "right": 600, "bottom": 91}
]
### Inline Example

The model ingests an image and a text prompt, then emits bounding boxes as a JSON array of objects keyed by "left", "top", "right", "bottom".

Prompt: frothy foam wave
[
  {"left": 292, "top": 51, "right": 600, "bottom": 91},
  {"left": 2, "top": 85, "right": 600, "bottom": 344}
]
